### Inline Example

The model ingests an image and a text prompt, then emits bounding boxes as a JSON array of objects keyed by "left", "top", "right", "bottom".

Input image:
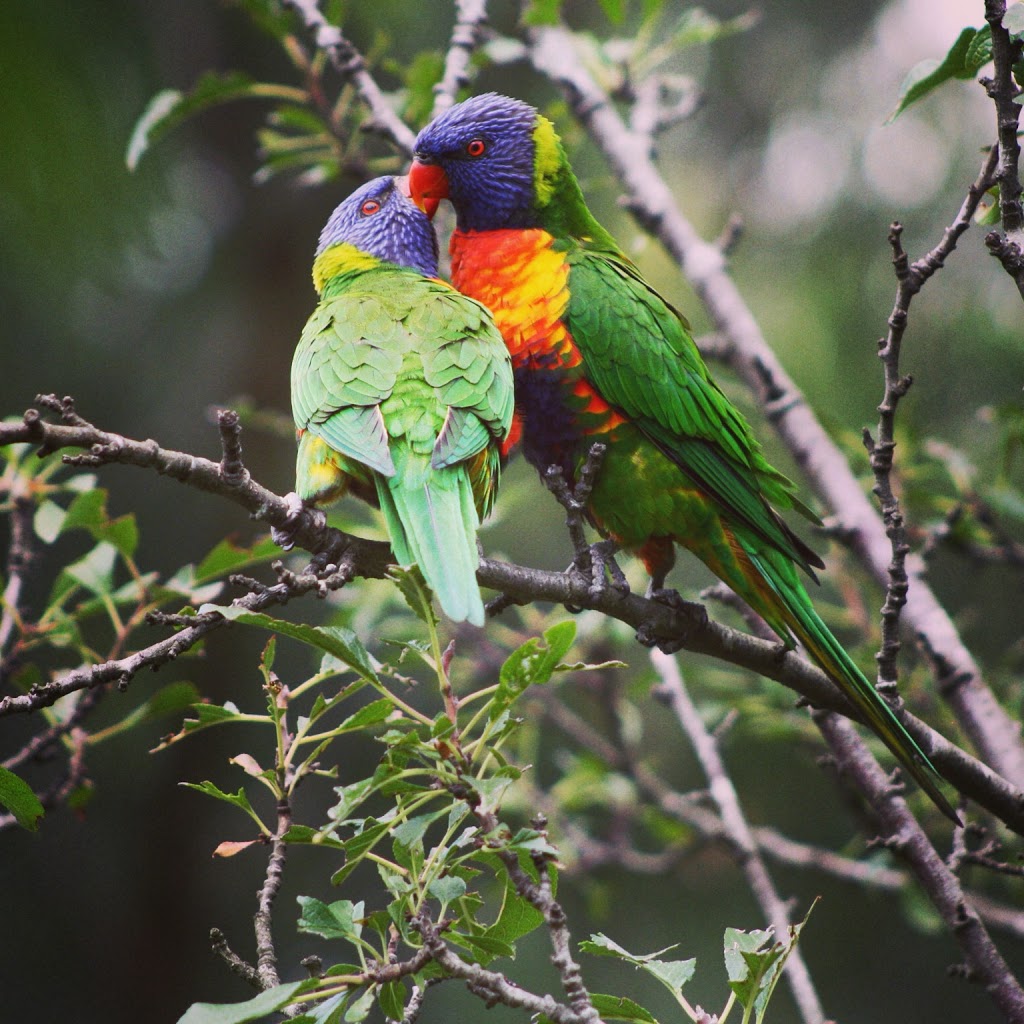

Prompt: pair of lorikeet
[{"left": 278, "top": 93, "right": 956, "bottom": 821}]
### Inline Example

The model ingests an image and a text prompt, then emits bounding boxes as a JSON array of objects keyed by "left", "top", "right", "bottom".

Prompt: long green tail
[
  {"left": 376, "top": 446, "right": 485, "bottom": 626},
  {"left": 743, "top": 545, "right": 958, "bottom": 823}
]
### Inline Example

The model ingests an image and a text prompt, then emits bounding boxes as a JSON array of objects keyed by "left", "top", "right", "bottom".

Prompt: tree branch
[
  {"left": 650, "top": 650, "right": 825, "bottom": 1024},
  {"left": 283, "top": 0, "right": 416, "bottom": 155},
  {"left": 432, "top": 0, "right": 489, "bottom": 119},
  {"left": 814, "top": 710, "right": 1024, "bottom": 1023},
  {"left": 3, "top": 398, "right": 1024, "bottom": 834},
  {"left": 984, "top": 1, "right": 1024, "bottom": 236}
]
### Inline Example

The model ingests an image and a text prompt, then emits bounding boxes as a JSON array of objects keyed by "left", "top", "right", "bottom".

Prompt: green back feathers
[{"left": 291, "top": 258, "right": 513, "bottom": 624}]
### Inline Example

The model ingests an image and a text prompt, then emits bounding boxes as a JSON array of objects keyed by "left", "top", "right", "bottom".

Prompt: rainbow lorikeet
[
  {"left": 408, "top": 94, "right": 956, "bottom": 819},
  {"left": 275, "top": 175, "right": 514, "bottom": 626}
]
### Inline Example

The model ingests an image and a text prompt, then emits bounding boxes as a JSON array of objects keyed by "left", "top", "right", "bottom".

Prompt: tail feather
[
  {"left": 376, "top": 448, "right": 485, "bottom": 626},
  {"left": 745, "top": 546, "right": 958, "bottom": 824}
]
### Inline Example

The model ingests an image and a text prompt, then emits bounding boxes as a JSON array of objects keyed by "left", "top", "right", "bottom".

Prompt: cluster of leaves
[
  {"left": 168, "top": 571, "right": 809, "bottom": 1024},
  {"left": 127, "top": 0, "right": 755, "bottom": 188},
  {"left": 0, "top": 439, "right": 278, "bottom": 829},
  {"left": 888, "top": 2, "right": 1024, "bottom": 123},
  {"left": 127, "top": 0, "right": 399, "bottom": 185}
]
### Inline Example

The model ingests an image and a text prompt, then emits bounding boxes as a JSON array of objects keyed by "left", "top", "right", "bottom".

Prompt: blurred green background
[{"left": 3, "top": 1, "right": 1023, "bottom": 1022}]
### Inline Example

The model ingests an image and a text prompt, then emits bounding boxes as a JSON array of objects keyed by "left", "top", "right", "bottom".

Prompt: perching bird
[
  {"left": 408, "top": 93, "right": 957, "bottom": 819},
  {"left": 276, "top": 175, "right": 514, "bottom": 626}
]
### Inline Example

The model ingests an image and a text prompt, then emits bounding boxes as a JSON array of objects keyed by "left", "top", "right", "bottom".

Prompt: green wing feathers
[
  {"left": 741, "top": 542, "right": 958, "bottom": 822},
  {"left": 561, "top": 246, "right": 954, "bottom": 818},
  {"left": 290, "top": 266, "right": 513, "bottom": 624},
  {"left": 377, "top": 447, "right": 485, "bottom": 626},
  {"left": 566, "top": 249, "right": 823, "bottom": 574}
]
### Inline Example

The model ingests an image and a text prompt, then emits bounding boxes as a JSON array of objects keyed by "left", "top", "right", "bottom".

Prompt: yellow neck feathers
[
  {"left": 312, "top": 243, "right": 380, "bottom": 293},
  {"left": 532, "top": 115, "right": 564, "bottom": 208}
]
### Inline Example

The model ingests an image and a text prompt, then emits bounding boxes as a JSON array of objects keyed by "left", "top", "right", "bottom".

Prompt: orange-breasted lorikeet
[
  {"left": 408, "top": 94, "right": 956, "bottom": 819},
  {"left": 276, "top": 174, "right": 514, "bottom": 626}
]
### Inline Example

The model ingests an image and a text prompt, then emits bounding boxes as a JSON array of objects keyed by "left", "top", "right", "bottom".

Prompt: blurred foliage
[{"left": 3, "top": 1, "right": 1024, "bottom": 1024}]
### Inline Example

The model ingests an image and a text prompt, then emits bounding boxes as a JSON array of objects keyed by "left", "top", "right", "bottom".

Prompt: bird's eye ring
[
  {"left": 360, "top": 199, "right": 381, "bottom": 215},
  {"left": 466, "top": 139, "right": 486, "bottom": 158}
]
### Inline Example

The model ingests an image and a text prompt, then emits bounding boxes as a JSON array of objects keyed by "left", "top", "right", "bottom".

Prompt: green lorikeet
[
  {"left": 408, "top": 94, "right": 957, "bottom": 819},
  {"left": 276, "top": 175, "right": 514, "bottom": 626}
]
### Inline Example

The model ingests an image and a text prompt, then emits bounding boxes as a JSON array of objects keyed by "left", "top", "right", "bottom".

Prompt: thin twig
[
  {"left": 413, "top": 909, "right": 589, "bottom": 1024},
  {"left": 284, "top": 0, "right": 416, "bottom": 155},
  {"left": 651, "top": 650, "right": 825, "bottom": 1024},
  {"left": 0, "top": 477, "right": 35, "bottom": 677},
  {"left": 984, "top": 1, "right": 1024, "bottom": 236}
]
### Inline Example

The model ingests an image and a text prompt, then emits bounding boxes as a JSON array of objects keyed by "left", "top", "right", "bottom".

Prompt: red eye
[
  {"left": 466, "top": 139, "right": 486, "bottom": 158},
  {"left": 360, "top": 199, "right": 381, "bottom": 215}
]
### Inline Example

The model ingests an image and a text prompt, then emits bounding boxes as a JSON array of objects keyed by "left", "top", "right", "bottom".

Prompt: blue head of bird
[
  {"left": 316, "top": 175, "right": 440, "bottom": 282},
  {"left": 410, "top": 93, "right": 542, "bottom": 232}
]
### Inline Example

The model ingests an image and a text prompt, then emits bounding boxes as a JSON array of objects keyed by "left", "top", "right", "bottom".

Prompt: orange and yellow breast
[{"left": 450, "top": 229, "right": 579, "bottom": 369}]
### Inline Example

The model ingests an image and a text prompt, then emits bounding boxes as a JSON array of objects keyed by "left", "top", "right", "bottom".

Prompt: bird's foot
[
  {"left": 565, "top": 540, "right": 629, "bottom": 611},
  {"left": 271, "top": 492, "right": 325, "bottom": 551},
  {"left": 645, "top": 584, "right": 686, "bottom": 610},
  {"left": 590, "top": 540, "right": 630, "bottom": 600},
  {"left": 635, "top": 593, "right": 707, "bottom": 654}
]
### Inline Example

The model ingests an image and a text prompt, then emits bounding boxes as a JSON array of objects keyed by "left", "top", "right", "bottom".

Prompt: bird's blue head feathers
[
  {"left": 412, "top": 93, "right": 541, "bottom": 231},
  {"left": 316, "top": 176, "right": 439, "bottom": 277}
]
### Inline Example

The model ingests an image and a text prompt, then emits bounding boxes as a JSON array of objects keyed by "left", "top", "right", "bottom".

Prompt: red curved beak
[{"left": 408, "top": 160, "right": 449, "bottom": 219}]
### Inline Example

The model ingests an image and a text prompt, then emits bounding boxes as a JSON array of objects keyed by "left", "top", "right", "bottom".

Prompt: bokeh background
[{"left": 3, "top": 1, "right": 1023, "bottom": 1022}]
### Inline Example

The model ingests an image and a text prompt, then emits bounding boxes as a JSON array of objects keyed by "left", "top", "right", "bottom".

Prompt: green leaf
[
  {"left": 152, "top": 701, "right": 250, "bottom": 751},
  {"left": 195, "top": 536, "right": 281, "bottom": 582},
  {"left": 337, "top": 697, "right": 396, "bottom": 732},
  {"left": 965, "top": 25, "right": 993, "bottom": 76},
  {"left": 64, "top": 541, "right": 118, "bottom": 597},
  {"left": 197, "top": 606, "right": 378, "bottom": 681},
  {"left": 378, "top": 981, "right": 405, "bottom": 1022},
  {"left": 597, "top": 0, "right": 625, "bottom": 24},
  {"left": 723, "top": 903, "right": 815, "bottom": 1024},
  {"left": 581, "top": 934, "right": 695, "bottom": 1000},
  {"left": 392, "top": 806, "right": 449, "bottom": 849},
  {"left": 91, "top": 682, "right": 201, "bottom": 745},
  {"left": 95, "top": 516, "right": 139, "bottom": 557},
  {"left": 127, "top": 72, "right": 307, "bottom": 170},
  {"left": 181, "top": 780, "right": 261, "bottom": 822},
  {"left": 62, "top": 488, "right": 107, "bottom": 532},
  {"left": 428, "top": 875, "right": 467, "bottom": 905},
  {"left": 280, "top": 824, "right": 346, "bottom": 850},
  {"left": 589, "top": 994, "right": 659, "bottom": 1024},
  {"left": 0, "top": 766, "right": 45, "bottom": 831},
  {"left": 482, "top": 874, "right": 545, "bottom": 949},
  {"left": 888, "top": 28, "right": 984, "bottom": 122},
  {"left": 343, "top": 987, "right": 376, "bottom": 1023},
  {"left": 386, "top": 565, "right": 438, "bottom": 626},
  {"left": 522, "top": 0, "right": 563, "bottom": 26},
  {"left": 297, "top": 896, "right": 365, "bottom": 942},
  {"left": 33, "top": 500, "right": 66, "bottom": 543},
  {"left": 399, "top": 51, "right": 445, "bottom": 125},
  {"left": 177, "top": 980, "right": 311, "bottom": 1024},
  {"left": 492, "top": 621, "right": 576, "bottom": 720},
  {"left": 330, "top": 777, "right": 378, "bottom": 821},
  {"left": 231, "top": 0, "right": 299, "bottom": 43}
]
